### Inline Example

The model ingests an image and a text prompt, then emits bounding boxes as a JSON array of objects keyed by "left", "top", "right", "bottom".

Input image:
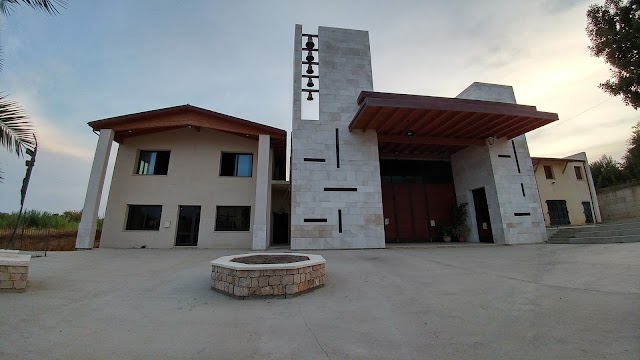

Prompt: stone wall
[
  {"left": 290, "top": 26, "right": 385, "bottom": 249},
  {"left": 597, "top": 182, "right": 640, "bottom": 221},
  {"left": 0, "top": 265, "right": 28, "bottom": 291},
  {"left": 211, "top": 263, "right": 325, "bottom": 298}
]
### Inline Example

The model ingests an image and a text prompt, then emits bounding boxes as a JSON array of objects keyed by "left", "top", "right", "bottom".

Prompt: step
[
  {"left": 576, "top": 228, "right": 640, "bottom": 238},
  {"left": 592, "top": 222, "right": 640, "bottom": 230},
  {"left": 569, "top": 235, "right": 640, "bottom": 244},
  {"left": 546, "top": 239, "right": 570, "bottom": 244}
]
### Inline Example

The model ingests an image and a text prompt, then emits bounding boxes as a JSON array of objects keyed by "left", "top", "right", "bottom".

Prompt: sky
[{"left": 0, "top": 0, "right": 636, "bottom": 214}]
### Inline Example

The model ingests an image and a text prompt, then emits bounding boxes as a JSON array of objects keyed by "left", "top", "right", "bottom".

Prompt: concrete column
[
  {"left": 252, "top": 135, "right": 270, "bottom": 250},
  {"left": 76, "top": 129, "right": 114, "bottom": 249}
]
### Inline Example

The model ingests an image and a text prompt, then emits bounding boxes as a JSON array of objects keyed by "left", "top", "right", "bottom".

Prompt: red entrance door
[{"left": 382, "top": 182, "right": 456, "bottom": 243}]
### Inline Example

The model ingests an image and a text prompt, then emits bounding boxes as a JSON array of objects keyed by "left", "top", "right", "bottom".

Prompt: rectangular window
[
  {"left": 543, "top": 165, "right": 554, "bottom": 179},
  {"left": 136, "top": 151, "right": 170, "bottom": 175},
  {"left": 126, "top": 205, "right": 162, "bottom": 230},
  {"left": 220, "top": 153, "right": 253, "bottom": 177},
  {"left": 574, "top": 166, "right": 584, "bottom": 180},
  {"left": 215, "top": 206, "right": 251, "bottom": 231}
]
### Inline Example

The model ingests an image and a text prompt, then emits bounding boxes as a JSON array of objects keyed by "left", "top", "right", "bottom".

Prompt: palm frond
[
  {"left": 0, "top": 94, "right": 36, "bottom": 156},
  {"left": 0, "top": 0, "right": 66, "bottom": 16}
]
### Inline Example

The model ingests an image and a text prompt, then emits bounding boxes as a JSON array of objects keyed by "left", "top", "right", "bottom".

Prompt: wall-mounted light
[
  {"left": 405, "top": 129, "right": 414, "bottom": 137},
  {"left": 487, "top": 136, "right": 495, "bottom": 145}
]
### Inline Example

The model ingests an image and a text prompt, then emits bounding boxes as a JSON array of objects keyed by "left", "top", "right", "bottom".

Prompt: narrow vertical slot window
[
  {"left": 335, "top": 128, "right": 340, "bottom": 168},
  {"left": 511, "top": 140, "right": 521, "bottom": 173}
]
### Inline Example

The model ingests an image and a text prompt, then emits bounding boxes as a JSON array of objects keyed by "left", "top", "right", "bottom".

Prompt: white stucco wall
[
  {"left": 290, "top": 26, "right": 385, "bottom": 249},
  {"left": 101, "top": 127, "right": 272, "bottom": 249}
]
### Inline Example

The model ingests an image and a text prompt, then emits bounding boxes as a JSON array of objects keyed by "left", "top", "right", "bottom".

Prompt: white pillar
[
  {"left": 252, "top": 135, "right": 270, "bottom": 250},
  {"left": 76, "top": 129, "right": 114, "bottom": 249}
]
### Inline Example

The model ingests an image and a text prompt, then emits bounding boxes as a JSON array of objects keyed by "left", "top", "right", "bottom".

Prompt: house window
[
  {"left": 574, "top": 166, "right": 584, "bottom": 180},
  {"left": 220, "top": 153, "right": 253, "bottom": 177},
  {"left": 126, "top": 205, "right": 162, "bottom": 230},
  {"left": 215, "top": 206, "right": 251, "bottom": 231},
  {"left": 136, "top": 151, "right": 170, "bottom": 175},
  {"left": 543, "top": 165, "right": 554, "bottom": 179}
]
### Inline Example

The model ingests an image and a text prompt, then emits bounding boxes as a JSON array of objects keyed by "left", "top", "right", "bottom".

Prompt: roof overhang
[
  {"left": 88, "top": 104, "right": 287, "bottom": 161},
  {"left": 349, "top": 92, "right": 558, "bottom": 157},
  {"left": 531, "top": 157, "right": 585, "bottom": 173}
]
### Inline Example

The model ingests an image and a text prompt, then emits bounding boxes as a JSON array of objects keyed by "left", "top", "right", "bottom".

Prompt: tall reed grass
[{"left": 0, "top": 210, "right": 103, "bottom": 230}]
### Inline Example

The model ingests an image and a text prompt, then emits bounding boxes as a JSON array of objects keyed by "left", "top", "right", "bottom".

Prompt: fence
[{"left": 0, "top": 228, "right": 101, "bottom": 252}]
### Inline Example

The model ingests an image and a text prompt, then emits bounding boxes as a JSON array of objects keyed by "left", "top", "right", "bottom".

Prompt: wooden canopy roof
[
  {"left": 88, "top": 104, "right": 287, "bottom": 160},
  {"left": 349, "top": 92, "right": 558, "bottom": 158}
]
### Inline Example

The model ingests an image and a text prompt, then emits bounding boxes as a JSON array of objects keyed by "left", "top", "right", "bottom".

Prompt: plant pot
[{"left": 443, "top": 236, "right": 452, "bottom": 242}]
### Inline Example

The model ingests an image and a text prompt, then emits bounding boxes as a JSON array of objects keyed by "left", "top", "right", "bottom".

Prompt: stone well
[
  {"left": 210, "top": 253, "right": 326, "bottom": 298},
  {"left": 0, "top": 250, "right": 31, "bottom": 292}
]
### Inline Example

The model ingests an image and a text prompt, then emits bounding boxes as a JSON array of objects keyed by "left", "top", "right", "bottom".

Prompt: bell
[
  {"left": 305, "top": 36, "right": 315, "bottom": 50},
  {"left": 306, "top": 64, "right": 314, "bottom": 74},
  {"left": 307, "top": 92, "right": 314, "bottom": 101},
  {"left": 307, "top": 78, "right": 314, "bottom": 87},
  {"left": 306, "top": 51, "right": 315, "bottom": 62}
]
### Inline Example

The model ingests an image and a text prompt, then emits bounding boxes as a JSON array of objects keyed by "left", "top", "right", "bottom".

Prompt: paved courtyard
[{"left": 1, "top": 244, "right": 638, "bottom": 359}]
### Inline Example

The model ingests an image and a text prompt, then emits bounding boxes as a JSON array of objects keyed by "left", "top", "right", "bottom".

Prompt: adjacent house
[
  {"left": 532, "top": 153, "right": 601, "bottom": 226},
  {"left": 76, "top": 25, "right": 582, "bottom": 250},
  {"left": 75, "top": 105, "right": 289, "bottom": 249}
]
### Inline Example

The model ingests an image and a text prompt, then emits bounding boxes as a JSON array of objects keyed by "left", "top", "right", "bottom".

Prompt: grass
[{"left": 0, "top": 210, "right": 103, "bottom": 231}]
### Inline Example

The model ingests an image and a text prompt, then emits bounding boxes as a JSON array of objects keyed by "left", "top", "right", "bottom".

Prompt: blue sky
[{"left": 0, "top": 0, "right": 636, "bottom": 213}]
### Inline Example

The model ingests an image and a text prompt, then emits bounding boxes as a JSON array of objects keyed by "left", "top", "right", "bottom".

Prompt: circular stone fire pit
[{"left": 210, "top": 253, "right": 326, "bottom": 298}]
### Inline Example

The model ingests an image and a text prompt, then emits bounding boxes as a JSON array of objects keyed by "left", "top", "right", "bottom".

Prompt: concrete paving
[{"left": 1, "top": 244, "right": 639, "bottom": 359}]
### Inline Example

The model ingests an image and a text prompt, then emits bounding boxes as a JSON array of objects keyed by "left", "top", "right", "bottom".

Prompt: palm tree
[{"left": 0, "top": 0, "right": 65, "bottom": 181}]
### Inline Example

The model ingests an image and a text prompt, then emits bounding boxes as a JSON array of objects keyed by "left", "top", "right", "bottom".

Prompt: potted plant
[{"left": 450, "top": 203, "right": 471, "bottom": 242}]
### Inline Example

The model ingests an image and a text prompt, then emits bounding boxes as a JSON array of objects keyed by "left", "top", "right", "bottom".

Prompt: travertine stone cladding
[
  {"left": 290, "top": 26, "right": 385, "bottom": 249},
  {"left": 0, "top": 265, "right": 29, "bottom": 292},
  {"left": 452, "top": 82, "right": 547, "bottom": 244},
  {"left": 211, "top": 264, "right": 325, "bottom": 298}
]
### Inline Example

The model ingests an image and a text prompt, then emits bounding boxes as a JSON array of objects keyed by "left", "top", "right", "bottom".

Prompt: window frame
[
  {"left": 135, "top": 150, "right": 171, "bottom": 176},
  {"left": 125, "top": 205, "right": 163, "bottom": 231},
  {"left": 214, "top": 206, "right": 251, "bottom": 232},
  {"left": 543, "top": 165, "right": 554, "bottom": 180},
  {"left": 574, "top": 166, "right": 584, "bottom": 180},
  {"left": 219, "top": 152, "right": 253, "bottom": 177}
]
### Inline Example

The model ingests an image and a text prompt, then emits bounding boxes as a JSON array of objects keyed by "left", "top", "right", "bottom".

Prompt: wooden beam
[
  {"left": 360, "top": 107, "right": 384, "bottom": 132},
  {"left": 462, "top": 114, "right": 510, "bottom": 138},
  {"left": 378, "top": 134, "right": 485, "bottom": 147}
]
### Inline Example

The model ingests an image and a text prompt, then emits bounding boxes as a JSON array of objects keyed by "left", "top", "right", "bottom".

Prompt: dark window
[
  {"left": 543, "top": 165, "right": 554, "bottom": 179},
  {"left": 220, "top": 153, "right": 253, "bottom": 177},
  {"left": 126, "top": 205, "right": 162, "bottom": 230},
  {"left": 574, "top": 166, "right": 584, "bottom": 180},
  {"left": 136, "top": 151, "right": 170, "bottom": 175},
  {"left": 215, "top": 206, "right": 251, "bottom": 231}
]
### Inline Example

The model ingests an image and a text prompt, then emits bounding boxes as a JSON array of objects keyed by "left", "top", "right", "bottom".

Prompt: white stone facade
[
  {"left": 290, "top": 26, "right": 385, "bottom": 249},
  {"left": 453, "top": 83, "right": 547, "bottom": 244}
]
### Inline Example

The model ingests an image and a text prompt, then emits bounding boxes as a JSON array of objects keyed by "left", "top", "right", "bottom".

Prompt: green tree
[
  {"left": 0, "top": 0, "right": 65, "bottom": 181},
  {"left": 591, "top": 154, "right": 627, "bottom": 188},
  {"left": 623, "top": 121, "right": 640, "bottom": 178},
  {"left": 586, "top": 0, "right": 640, "bottom": 108}
]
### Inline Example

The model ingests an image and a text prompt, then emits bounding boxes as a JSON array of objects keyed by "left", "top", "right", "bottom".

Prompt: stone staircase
[{"left": 547, "top": 217, "right": 640, "bottom": 244}]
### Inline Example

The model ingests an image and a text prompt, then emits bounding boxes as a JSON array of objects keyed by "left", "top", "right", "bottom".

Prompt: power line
[{"left": 531, "top": 97, "right": 613, "bottom": 136}]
